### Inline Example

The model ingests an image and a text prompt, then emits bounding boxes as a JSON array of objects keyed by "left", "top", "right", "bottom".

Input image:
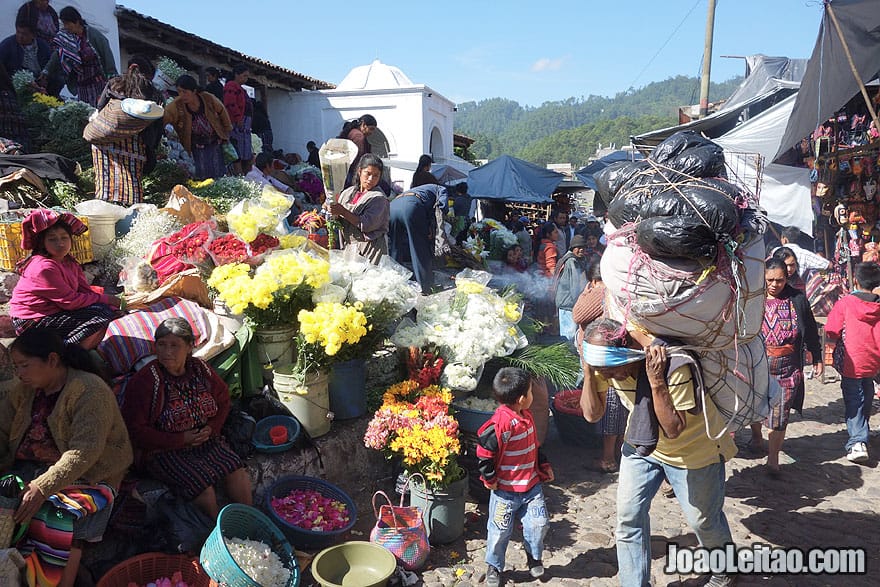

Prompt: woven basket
[
  {"left": 200, "top": 504, "right": 299, "bottom": 587},
  {"left": 265, "top": 475, "right": 357, "bottom": 550},
  {"left": 97, "top": 553, "right": 216, "bottom": 587},
  {"left": 551, "top": 389, "right": 601, "bottom": 447}
]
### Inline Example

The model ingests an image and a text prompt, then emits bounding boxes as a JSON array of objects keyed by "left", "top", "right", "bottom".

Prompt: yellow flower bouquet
[
  {"left": 364, "top": 380, "right": 464, "bottom": 490},
  {"left": 291, "top": 301, "right": 369, "bottom": 378},
  {"left": 207, "top": 249, "right": 330, "bottom": 328}
]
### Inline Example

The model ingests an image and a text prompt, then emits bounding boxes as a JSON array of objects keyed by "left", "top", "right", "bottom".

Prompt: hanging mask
[
  {"left": 835, "top": 203, "right": 849, "bottom": 225},
  {"left": 866, "top": 178, "right": 877, "bottom": 200},
  {"left": 840, "top": 159, "right": 851, "bottom": 174},
  {"left": 852, "top": 157, "right": 863, "bottom": 175},
  {"left": 816, "top": 182, "right": 830, "bottom": 197}
]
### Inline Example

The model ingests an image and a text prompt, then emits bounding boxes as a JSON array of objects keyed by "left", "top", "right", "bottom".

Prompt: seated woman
[
  {"left": 9, "top": 209, "right": 121, "bottom": 349},
  {"left": 1, "top": 330, "right": 133, "bottom": 587},
  {"left": 503, "top": 244, "right": 528, "bottom": 272},
  {"left": 122, "top": 318, "right": 252, "bottom": 519}
]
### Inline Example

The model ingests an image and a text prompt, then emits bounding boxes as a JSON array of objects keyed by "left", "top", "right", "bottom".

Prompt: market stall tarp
[
  {"left": 467, "top": 155, "right": 564, "bottom": 203},
  {"left": 574, "top": 150, "right": 644, "bottom": 191},
  {"left": 715, "top": 93, "right": 814, "bottom": 236},
  {"left": 775, "top": 0, "right": 880, "bottom": 160},
  {"left": 633, "top": 54, "right": 804, "bottom": 147}
]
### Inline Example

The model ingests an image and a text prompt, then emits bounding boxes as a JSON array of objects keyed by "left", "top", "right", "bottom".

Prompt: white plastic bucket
[
  {"left": 84, "top": 215, "right": 117, "bottom": 260},
  {"left": 253, "top": 325, "right": 296, "bottom": 368},
  {"left": 274, "top": 365, "right": 332, "bottom": 438}
]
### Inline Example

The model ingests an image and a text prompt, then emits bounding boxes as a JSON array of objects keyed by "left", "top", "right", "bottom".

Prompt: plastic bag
[
  {"left": 652, "top": 131, "right": 721, "bottom": 165},
  {"left": 74, "top": 198, "right": 130, "bottom": 220},
  {"left": 594, "top": 160, "right": 653, "bottom": 206},
  {"left": 222, "top": 141, "right": 239, "bottom": 164},
  {"left": 636, "top": 215, "right": 720, "bottom": 259},
  {"left": 161, "top": 185, "right": 216, "bottom": 224},
  {"left": 640, "top": 179, "right": 741, "bottom": 239},
  {"left": 118, "top": 257, "right": 159, "bottom": 294},
  {"left": 664, "top": 144, "right": 726, "bottom": 178}
]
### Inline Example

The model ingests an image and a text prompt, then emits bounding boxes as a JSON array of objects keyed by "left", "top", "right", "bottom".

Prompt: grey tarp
[
  {"left": 775, "top": 0, "right": 880, "bottom": 160},
  {"left": 467, "top": 154, "right": 564, "bottom": 203}
]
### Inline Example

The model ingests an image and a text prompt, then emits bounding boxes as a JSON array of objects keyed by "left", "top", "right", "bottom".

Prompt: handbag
[
  {"left": 369, "top": 477, "right": 430, "bottom": 570},
  {"left": 0, "top": 474, "right": 27, "bottom": 549},
  {"left": 222, "top": 142, "right": 239, "bottom": 164}
]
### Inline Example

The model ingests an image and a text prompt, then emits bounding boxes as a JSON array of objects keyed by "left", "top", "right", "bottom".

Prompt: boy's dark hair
[
  {"left": 854, "top": 262, "right": 880, "bottom": 291},
  {"left": 492, "top": 367, "right": 531, "bottom": 405},
  {"left": 781, "top": 226, "right": 801, "bottom": 243}
]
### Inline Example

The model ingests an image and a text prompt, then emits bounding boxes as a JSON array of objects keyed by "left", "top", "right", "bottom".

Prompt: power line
[{"left": 626, "top": 0, "right": 704, "bottom": 91}]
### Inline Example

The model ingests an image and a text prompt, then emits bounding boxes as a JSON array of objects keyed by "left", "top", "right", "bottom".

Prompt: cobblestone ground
[{"left": 325, "top": 375, "right": 879, "bottom": 587}]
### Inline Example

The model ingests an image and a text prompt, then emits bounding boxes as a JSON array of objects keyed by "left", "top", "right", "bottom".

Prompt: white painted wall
[
  {"left": 266, "top": 83, "right": 457, "bottom": 190},
  {"left": 1, "top": 0, "right": 121, "bottom": 73}
]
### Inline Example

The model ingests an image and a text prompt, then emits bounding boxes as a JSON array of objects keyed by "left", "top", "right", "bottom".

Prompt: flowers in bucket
[
  {"left": 289, "top": 301, "right": 369, "bottom": 383},
  {"left": 364, "top": 380, "right": 464, "bottom": 490},
  {"left": 391, "top": 269, "right": 526, "bottom": 390},
  {"left": 207, "top": 249, "right": 330, "bottom": 328}
]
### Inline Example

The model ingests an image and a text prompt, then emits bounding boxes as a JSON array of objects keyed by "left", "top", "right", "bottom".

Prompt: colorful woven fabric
[
  {"left": 12, "top": 303, "right": 115, "bottom": 346},
  {"left": 97, "top": 297, "right": 209, "bottom": 375},
  {"left": 92, "top": 136, "right": 146, "bottom": 206},
  {"left": 21, "top": 484, "right": 114, "bottom": 587},
  {"left": 370, "top": 491, "right": 430, "bottom": 570}
]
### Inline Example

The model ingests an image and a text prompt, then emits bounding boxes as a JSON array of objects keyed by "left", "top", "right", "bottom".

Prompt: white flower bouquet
[
  {"left": 391, "top": 269, "right": 526, "bottom": 390},
  {"left": 224, "top": 537, "right": 291, "bottom": 587}
]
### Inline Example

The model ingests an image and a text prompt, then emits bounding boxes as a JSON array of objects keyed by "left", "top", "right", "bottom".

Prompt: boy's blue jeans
[
  {"left": 485, "top": 484, "right": 549, "bottom": 571},
  {"left": 841, "top": 376, "right": 874, "bottom": 450},
  {"left": 616, "top": 443, "right": 732, "bottom": 587}
]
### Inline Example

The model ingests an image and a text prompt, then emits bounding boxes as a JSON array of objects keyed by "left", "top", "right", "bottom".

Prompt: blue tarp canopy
[
  {"left": 430, "top": 163, "right": 467, "bottom": 185},
  {"left": 574, "top": 151, "right": 644, "bottom": 190},
  {"left": 467, "top": 155, "right": 564, "bottom": 203}
]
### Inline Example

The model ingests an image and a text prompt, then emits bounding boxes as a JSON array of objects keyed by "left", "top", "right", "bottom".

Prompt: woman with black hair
[
  {"left": 9, "top": 209, "right": 122, "bottom": 348},
  {"left": 326, "top": 153, "right": 389, "bottom": 263},
  {"left": 40, "top": 6, "right": 116, "bottom": 106},
  {"left": 16, "top": 0, "right": 59, "bottom": 46},
  {"left": 411, "top": 154, "right": 438, "bottom": 188},
  {"left": 87, "top": 55, "right": 164, "bottom": 205},
  {"left": 165, "top": 74, "right": 232, "bottom": 180},
  {"left": 339, "top": 113, "right": 377, "bottom": 188},
  {"left": 223, "top": 63, "right": 253, "bottom": 174},
  {"left": 1, "top": 329, "right": 132, "bottom": 587}
]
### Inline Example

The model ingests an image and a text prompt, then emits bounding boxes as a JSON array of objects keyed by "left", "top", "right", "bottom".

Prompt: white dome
[{"left": 337, "top": 59, "right": 414, "bottom": 90}]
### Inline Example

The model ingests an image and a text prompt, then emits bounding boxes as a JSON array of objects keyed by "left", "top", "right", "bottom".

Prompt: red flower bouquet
[{"left": 208, "top": 233, "right": 250, "bottom": 265}]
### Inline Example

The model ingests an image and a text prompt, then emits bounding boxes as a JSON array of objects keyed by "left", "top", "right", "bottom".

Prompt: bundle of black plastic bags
[{"left": 594, "top": 131, "right": 746, "bottom": 260}]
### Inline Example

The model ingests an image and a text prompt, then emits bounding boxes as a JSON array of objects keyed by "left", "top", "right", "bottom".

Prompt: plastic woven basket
[
  {"left": 265, "top": 475, "right": 357, "bottom": 550},
  {"left": 200, "top": 504, "right": 300, "bottom": 587},
  {"left": 97, "top": 553, "right": 216, "bottom": 587},
  {"left": 252, "top": 415, "right": 301, "bottom": 454},
  {"left": 451, "top": 403, "right": 494, "bottom": 434},
  {"left": 551, "top": 389, "right": 601, "bottom": 447}
]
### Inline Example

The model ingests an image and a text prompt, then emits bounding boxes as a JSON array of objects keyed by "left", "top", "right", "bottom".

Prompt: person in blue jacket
[
  {"left": 0, "top": 20, "right": 51, "bottom": 78},
  {"left": 389, "top": 183, "right": 448, "bottom": 294}
]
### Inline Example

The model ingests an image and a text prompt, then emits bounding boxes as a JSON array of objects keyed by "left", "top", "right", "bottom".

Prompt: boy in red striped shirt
[{"left": 477, "top": 367, "right": 554, "bottom": 587}]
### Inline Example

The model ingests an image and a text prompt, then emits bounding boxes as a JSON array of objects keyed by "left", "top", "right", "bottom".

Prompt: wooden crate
[{"left": 0, "top": 215, "right": 94, "bottom": 271}]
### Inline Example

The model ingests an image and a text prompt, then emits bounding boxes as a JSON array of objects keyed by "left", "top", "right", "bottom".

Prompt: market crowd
[{"left": 1, "top": 3, "right": 880, "bottom": 587}]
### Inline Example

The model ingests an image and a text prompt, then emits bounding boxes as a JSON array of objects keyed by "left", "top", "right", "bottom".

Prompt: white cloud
[{"left": 531, "top": 57, "right": 566, "bottom": 72}]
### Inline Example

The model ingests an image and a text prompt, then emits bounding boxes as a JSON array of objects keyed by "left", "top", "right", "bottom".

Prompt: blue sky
[{"left": 119, "top": 0, "right": 824, "bottom": 107}]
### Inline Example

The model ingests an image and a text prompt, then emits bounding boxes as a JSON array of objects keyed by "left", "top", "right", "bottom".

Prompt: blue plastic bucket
[{"left": 328, "top": 359, "right": 366, "bottom": 420}]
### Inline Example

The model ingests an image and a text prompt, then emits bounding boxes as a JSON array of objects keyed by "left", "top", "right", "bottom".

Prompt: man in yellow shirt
[{"left": 580, "top": 319, "right": 737, "bottom": 587}]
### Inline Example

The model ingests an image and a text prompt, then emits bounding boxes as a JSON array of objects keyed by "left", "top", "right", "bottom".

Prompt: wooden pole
[
  {"left": 825, "top": 2, "right": 880, "bottom": 133},
  {"left": 698, "top": 0, "right": 717, "bottom": 117}
]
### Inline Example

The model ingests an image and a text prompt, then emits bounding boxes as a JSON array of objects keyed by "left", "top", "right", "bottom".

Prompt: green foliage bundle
[{"left": 142, "top": 160, "right": 190, "bottom": 206}]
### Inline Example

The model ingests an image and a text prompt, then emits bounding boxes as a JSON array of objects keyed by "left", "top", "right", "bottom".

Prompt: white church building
[{"left": 268, "top": 59, "right": 474, "bottom": 188}]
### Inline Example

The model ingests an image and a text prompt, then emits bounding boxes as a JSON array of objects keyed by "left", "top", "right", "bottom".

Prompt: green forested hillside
[{"left": 456, "top": 75, "right": 743, "bottom": 167}]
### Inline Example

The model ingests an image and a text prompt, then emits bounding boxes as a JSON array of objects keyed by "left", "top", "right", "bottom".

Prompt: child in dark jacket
[
  {"left": 824, "top": 262, "right": 880, "bottom": 463},
  {"left": 477, "top": 367, "right": 553, "bottom": 587}
]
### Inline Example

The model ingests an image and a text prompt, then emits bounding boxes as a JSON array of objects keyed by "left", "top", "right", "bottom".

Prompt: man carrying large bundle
[{"left": 580, "top": 319, "right": 737, "bottom": 587}]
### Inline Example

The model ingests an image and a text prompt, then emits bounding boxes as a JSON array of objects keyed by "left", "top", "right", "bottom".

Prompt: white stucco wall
[
  {"left": 1, "top": 0, "right": 121, "bottom": 73},
  {"left": 267, "top": 84, "right": 456, "bottom": 189}
]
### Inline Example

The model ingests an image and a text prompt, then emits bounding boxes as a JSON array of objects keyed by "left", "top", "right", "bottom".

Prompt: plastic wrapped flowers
[
  {"left": 227, "top": 187, "right": 294, "bottom": 242},
  {"left": 391, "top": 269, "right": 526, "bottom": 391}
]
